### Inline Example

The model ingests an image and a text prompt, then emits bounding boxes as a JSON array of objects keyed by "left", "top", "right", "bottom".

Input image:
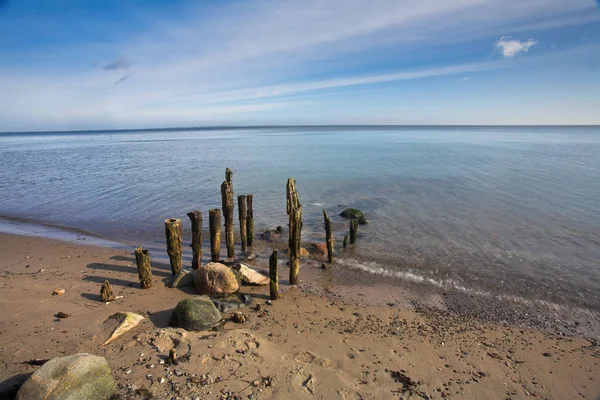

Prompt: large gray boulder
[
  {"left": 16, "top": 353, "right": 116, "bottom": 400},
  {"left": 169, "top": 296, "right": 222, "bottom": 331},
  {"left": 194, "top": 262, "right": 239, "bottom": 295}
]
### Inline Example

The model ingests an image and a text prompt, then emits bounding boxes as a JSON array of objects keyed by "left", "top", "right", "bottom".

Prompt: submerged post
[
  {"left": 323, "top": 209, "right": 334, "bottom": 263},
  {"left": 238, "top": 195, "right": 247, "bottom": 251},
  {"left": 134, "top": 247, "right": 153, "bottom": 289},
  {"left": 221, "top": 168, "right": 235, "bottom": 258},
  {"left": 246, "top": 194, "right": 254, "bottom": 247},
  {"left": 209, "top": 209, "right": 222, "bottom": 262},
  {"left": 343, "top": 235, "right": 348, "bottom": 248},
  {"left": 164, "top": 218, "right": 182, "bottom": 276},
  {"left": 269, "top": 249, "right": 280, "bottom": 300},
  {"left": 287, "top": 178, "right": 303, "bottom": 285},
  {"left": 100, "top": 280, "right": 115, "bottom": 302},
  {"left": 187, "top": 211, "right": 203, "bottom": 269},
  {"left": 350, "top": 220, "right": 358, "bottom": 244}
]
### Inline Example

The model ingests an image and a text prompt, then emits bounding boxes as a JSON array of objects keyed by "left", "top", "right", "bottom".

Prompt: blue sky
[{"left": 0, "top": 0, "right": 599, "bottom": 130}]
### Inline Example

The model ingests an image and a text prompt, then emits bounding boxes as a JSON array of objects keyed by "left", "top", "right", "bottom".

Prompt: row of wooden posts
[{"left": 129, "top": 169, "right": 360, "bottom": 301}]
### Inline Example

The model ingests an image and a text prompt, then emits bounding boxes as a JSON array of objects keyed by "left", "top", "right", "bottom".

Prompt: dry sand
[{"left": 0, "top": 232, "right": 598, "bottom": 399}]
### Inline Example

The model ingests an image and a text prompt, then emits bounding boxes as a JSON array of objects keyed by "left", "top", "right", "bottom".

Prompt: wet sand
[{"left": 0, "top": 232, "right": 598, "bottom": 399}]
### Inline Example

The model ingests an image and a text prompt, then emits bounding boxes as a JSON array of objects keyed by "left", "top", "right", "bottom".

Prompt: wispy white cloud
[
  {"left": 495, "top": 36, "right": 538, "bottom": 57},
  {"left": 461, "top": 77, "right": 471, "bottom": 81}
]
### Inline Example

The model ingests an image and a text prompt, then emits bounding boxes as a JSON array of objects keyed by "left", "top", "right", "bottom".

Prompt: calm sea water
[{"left": 1, "top": 126, "right": 599, "bottom": 312}]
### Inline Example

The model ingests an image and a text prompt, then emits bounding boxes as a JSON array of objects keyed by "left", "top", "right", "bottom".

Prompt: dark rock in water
[
  {"left": 357, "top": 216, "right": 368, "bottom": 225},
  {"left": 339, "top": 208, "right": 364, "bottom": 219},
  {"left": 16, "top": 353, "right": 116, "bottom": 400},
  {"left": 211, "top": 294, "right": 253, "bottom": 313},
  {"left": 262, "top": 229, "right": 282, "bottom": 240},
  {"left": 169, "top": 296, "right": 222, "bottom": 332}
]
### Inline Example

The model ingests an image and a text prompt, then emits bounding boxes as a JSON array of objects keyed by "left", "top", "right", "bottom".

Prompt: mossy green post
[
  {"left": 246, "top": 194, "right": 254, "bottom": 247},
  {"left": 343, "top": 235, "right": 348, "bottom": 248},
  {"left": 164, "top": 218, "right": 182, "bottom": 276},
  {"left": 323, "top": 209, "right": 334, "bottom": 263},
  {"left": 287, "top": 178, "right": 302, "bottom": 285},
  {"left": 350, "top": 220, "right": 358, "bottom": 244},
  {"left": 238, "top": 195, "right": 247, "bottom": 251},
  {"left": 269, "top": 249, "right": 280, "bottom": 300},
  {"left": 187, "top": 211, "right": 203, "bottom": 269},
  {"left": 134, "top": 247, "right": 153, "bottom": 289},
  {"left": 209, "top": 209, "right": 221, "bottom": 262},
  {"left": 221, "top": 168, "right": 235, "bottom": 259}
]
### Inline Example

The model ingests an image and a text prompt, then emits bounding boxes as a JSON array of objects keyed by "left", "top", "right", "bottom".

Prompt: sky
[{"left": 0, "top": 0, "right": 599, "bottom": 131}]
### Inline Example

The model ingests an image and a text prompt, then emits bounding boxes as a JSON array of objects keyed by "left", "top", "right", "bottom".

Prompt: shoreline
[{"left": 0, "top": 232, "right": 599, "bottom": 399}]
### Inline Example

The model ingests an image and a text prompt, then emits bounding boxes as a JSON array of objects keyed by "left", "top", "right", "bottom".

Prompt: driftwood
[
  {"left": 246, "top": 194, "right": 254, "bottom": 247},
  {"left": 269, "top": 249, "right": 280, "bottom": 300},
  {"left": 286, "top": 178, "right": 302, "bottom": 285},
  {"left": 238, "top": 195, "right": 247, "bottom": 251},
  {"left": 209, "top": 209, "right": 222, "bottom": 262},
  {"left": 221, "top": 169, "right": 235, "bottom": 258},
  {"left": 323, "top": 209, "right": 334, "bottom": 263},
  {"left": 164, "top": 218, "right": 182, "bottom": 276},
  {"left": 134, "top": 247, "right": 153, "bottom": 289},
  {"left": 100, "top": 280, "right": 115, "bottom": 302},
  {"left": 187, "top": 211, "right": 202, "bottom": 269}
]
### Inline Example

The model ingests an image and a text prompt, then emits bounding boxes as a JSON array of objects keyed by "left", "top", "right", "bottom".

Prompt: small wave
[{"left": 309, "top": 202, "right": 324, "bottom": 207}]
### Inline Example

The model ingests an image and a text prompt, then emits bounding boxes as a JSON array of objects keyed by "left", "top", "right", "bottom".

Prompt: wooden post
[
  {"left": 323, "top": 209, "right": 334, "bottom": 263},
  {"left": 209, "top": 209, "right": 221, "bottom": 262},
  {"left": 164, "top": 218, "right": 182, "bottom": 276},
  {"left": 221, "top": 169, "right": 235, "bottom": 259},
  {"left": 186, "top": 211, "right": 202, "bottom": 269},
  {"left": 287, "top": 178, "right": 302, "bottom": 285},
  {"left": 269, "top": 249, "right": 280, "bottom": 300},
  {"left": 238, "top": 195, "right": 247, "bottom": 251},
  {"left": 350, "top": 220, "right": 358, "bottom": 244},
  {"left": 134, "top": 247, "right": 153, "bottom": 289},
  {"left": 246, "top": 194, "right": 254, "bottom": 247},
  {"left": 100, "top": 280, "right": 115, "bottom": 302},
  {"left": 343, "top": 235, "right": 348, "bottom": 248}
]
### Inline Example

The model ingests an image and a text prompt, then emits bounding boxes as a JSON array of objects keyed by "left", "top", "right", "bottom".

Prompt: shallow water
[{"left": 1, "top": 126, "right": 599, "bottom": 312}]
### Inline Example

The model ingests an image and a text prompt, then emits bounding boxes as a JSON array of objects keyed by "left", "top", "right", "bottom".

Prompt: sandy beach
[{"left": 0, "top": 232, "right": 598, "bottom": 399}]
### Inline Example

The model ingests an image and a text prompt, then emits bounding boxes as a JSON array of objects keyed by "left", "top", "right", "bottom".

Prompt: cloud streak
[{"left": 102, "top": 56, "right": 132, "bottom": 71}]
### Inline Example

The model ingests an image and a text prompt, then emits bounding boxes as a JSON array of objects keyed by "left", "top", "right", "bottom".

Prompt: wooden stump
[
  {"left": 350, "top": 220, "right": 358, "bottom": 244},
  {"left": 286, "top": 178, "right": 303, "bottom": 285},
  {"left": 134, "top": 247, "right": 153, "bottom": 289},
  {"left": 221, "top": 169, "right": 235, "bottom": 259},
  {"left": 100, "top": 280, "right": 115, "bottom": 302},
  {"left": 343, "top": 235, "right": 348, "bottom": 248},
  {"left": 269, "top": 249, "right": 280, "bottom": 300},
  {"left": 209, "top": 209, "right": 222, "bottom": 262},
  {"left": 164, "top": 218, "right": 182, "bottom": 276},
  {"left": 323, "top": 209, "right": 334, "bottom": 263},
  {"left": 246, "top": 194, "right": 254, "bottom": 247},
  {"left": 238, "top": 195, "right": 247, "bottom": 251},
  {"left": 187, "top": 211, "right": 202, "bottom": 269}
]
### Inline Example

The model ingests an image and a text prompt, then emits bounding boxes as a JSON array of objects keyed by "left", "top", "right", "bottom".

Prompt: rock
[
  {"left": 55, "top": 312, "right": 69, "bottom": 319},
  {"left": 358, "top": 216, "right": 369, "bottom": 225},
  {"left": 211, "top": 294, "right": 253, "bottom": 313},
  {"left": 311, "top": 243, "right": 327, "bottom": 255},
  {"left": 232, "top": 263, "right": 269, "bottom": 286},
  {"left": 339, "top": 208, "right": 364, "bottom": 219},
  {"left": 232, "top": 312, "right": 246, "bottom": 323},
  {"left": 300, "top": 248, "right": 309, "bottom": 257},
  {"left": 237, "top": 252, "right": 256, "bottom": 262},
  {"left": 167, "top": 269, "right": 195, "bottom": 288},
  {"left": 16, "top": 353, "right": 116, "bottom": 400},
  {"left": 320, "top": 263, "right": 328, "bottom": 270},
  {"left": 51, "top": 289, "right": 65, "bottom": 296},
  {"left": 169, "top": 296, "right": 222, "bottom": 332},
  {"left": 193, "top": 262, "right": 239, "bottom": 295}
]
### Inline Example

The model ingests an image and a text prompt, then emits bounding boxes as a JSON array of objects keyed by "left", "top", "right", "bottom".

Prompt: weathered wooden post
[
  {"left": 238, "top": 195, "right": 247, "bottom": 251},
  {"left": 164, "top": 218, "right": 182, "bottom": 276},
  {"left": 209, "top": 209, "right": 221, "bottom": 262},
  {"left": 186, "top": 211, "right": 202, "bottom": 269},
  {"left": 343, "top": 235, "right": 348, "bottom": 248},
  {"left": 350, "top": 220, "right": 358, "bottom": 244},
  {"left": 323, "top": 209, "right": 334, "bottom": 263},
  {"left": 246, "top": 194, "right": 254, "bottom": 247},
  {"left": 269, "top": 249, "right": 280, "bottom": 300},
  {"left": 221, "top": 169, "right": 235, "bottom": 258},
  {"left": 287, "top": 178, "right": 303, "bottom": 285},
  {"left": 100, "top": 280, "right": 115, "bottom": 302},
  {"left": 134, "top": 247, "right": 153, "bottom": 289}
]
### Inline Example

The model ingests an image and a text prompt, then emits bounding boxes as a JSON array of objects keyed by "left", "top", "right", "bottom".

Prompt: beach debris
[
  {"left": 287, "top": 178, "right": 303, "bottom": 285},
  {"left": 247, "top": 195, "right": 255, "bottom": 247},
  {"left": 22, "top": 359, "right": 50, "bottom": 366},
  {"left": 101, "top": 312, "right": 145, "bottom": 346},
  {"left": 269, "top": 249, "right": 280, "bottom": 300},
  {"left": 238, "top": 195, "right": 248, "bottom": 251},
  {"left": 221, "top": 168, "right": 235, "bottom": 258},
  {"left": 134, "top": 388, "right": 153, "bottom": 399},
  {"left": 389, "top": 370, "right": 428, "bottom": 398},
  {"left": 303, "top": 374, "right": 316, "bottom": 394},
  {"left": 209, "top": 209, "right": 222, "bottom": 262},
  {"left": 232, "top": 311, "right": 246, "bottom": 323},
  {"left": 211, "top": 294, "right": 253, "bottom": 313},
  {"left": 167, "top": 269, "right": 195, "bottom": 288},
  {"left": 55, "top": 312, "right": 70, "bottom": 319},
  {"left": 169, "top": 348, "right": 177, "bottom": 365},
  {"left": 339, "top": 208, "right": 364, "bottom": 219},
  {"left": 194, "top": 262, "right": 239, "bottom": 295},
  {"left": 232, "top": 263, "right": 269, "bottom": 286},
  {"left": 135, "top": 247, "right": 153, "bottom": 289},
  {"left": 350, "top": 220, "right": 359, "bottom": 244},
  {"left": 343, "top": 236, "right": 348, "bottom": 248},
  {"left": 16, "top": 353, "right": 116, "bottom": 400},
  {"left": 51, "top": 288, "right": 65, "bottom": 296},
  {"left": 187, "top": 210, "right": 203, "bottom": 269},
  {"left": 169, "top": 296, "right": 222, "bottom": 332},
  {"left": 100, "top": 280, "right": 115, "bottom": 302},
  {"left": 164, "top": 218, "right": 183, "bottom": 276},
  {"left": 323, "top": 209, "right": 334, "bottom": 262}
]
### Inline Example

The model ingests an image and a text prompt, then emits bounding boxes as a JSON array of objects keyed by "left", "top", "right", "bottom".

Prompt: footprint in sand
[{"left": 294, "top": 351, "right": 331, "bottom": 368}]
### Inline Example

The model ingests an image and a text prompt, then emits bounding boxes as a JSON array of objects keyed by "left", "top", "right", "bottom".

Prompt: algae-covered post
[
  {"left": 186, "top": 211, "right": 202, "bottom": 269},
  {"left": 269, "top": 249, "right": 280, "bottom": 300},
  {"left": 350, "top": 220, "right": 358, "bottom": 244},
  {"left": 134, "top": 247, "right": 153, "bottom": 289},
  {"left": 343, "top": 235, "right": 348, "bottom": 248},
  {"left": 221, "top": 169, "right": 235, "bottom": 258},
  {"left": 100, "top": 280, "right": 115, "bottom": 302},
  {"left": 286, "top": 178, "right": 303, "bottom": 285},
  {"left": 323, "top": 209, "right": 334, "bottom": 263},
  {"left": 209, "top": 209, "right": 222, "bottom": 262},
  {"left": 238, "top": 195, "right": 247, "bottom": 251},
  {"left": 164, "top": 218, "right": 182, "bottom": 276},
  {"left": 246, "top": 194, "right": 254, "bottom": 247}
]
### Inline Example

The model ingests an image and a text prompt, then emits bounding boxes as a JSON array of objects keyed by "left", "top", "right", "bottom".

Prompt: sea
[{"left": 1, "top": 126, "right": 599, "bottom": 316}]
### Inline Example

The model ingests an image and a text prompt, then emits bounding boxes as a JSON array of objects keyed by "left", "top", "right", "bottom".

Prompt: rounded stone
[{"left": 169, "top": 296, "right": 222, "bottom": 332}]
